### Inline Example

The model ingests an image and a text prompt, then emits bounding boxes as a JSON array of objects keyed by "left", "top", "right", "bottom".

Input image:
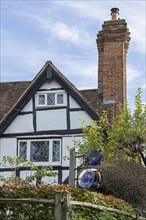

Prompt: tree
[
  {"left": 74, "top": 88, "right": 146, "bottom": 166},
  {"left": 73, "top": 111, "right": 112, "bottom": 161},
  {"left": 108, "top": 88, "right": 146, "bottom": 166}
]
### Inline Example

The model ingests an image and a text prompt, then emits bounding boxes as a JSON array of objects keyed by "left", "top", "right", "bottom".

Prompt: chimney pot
[{"left": 111, "top": 8, "right": 119, "bottom": 20}]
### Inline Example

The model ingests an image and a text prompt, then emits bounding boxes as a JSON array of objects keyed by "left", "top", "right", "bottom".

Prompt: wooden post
[
  {"left": 62, "top": 191, "right": 70, "bottom": 220},
  {"left": 69, "top": 148, "right": 76, "bottom": 186},
  {"left": 55, "top": 191, "right": 62, "bottom": 220},
  {"left": 55, "top": 191, "right": 70, "bottom": 220}
]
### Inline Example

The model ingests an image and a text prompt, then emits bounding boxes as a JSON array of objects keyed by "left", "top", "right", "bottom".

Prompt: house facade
[{"left": 0, "top": 8, "right": 130, "bottom": 183}]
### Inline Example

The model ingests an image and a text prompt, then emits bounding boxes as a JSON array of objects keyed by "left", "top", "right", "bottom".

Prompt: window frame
[
  {"left": 36, "top": 91, "right": 66, "bottom": 108},
  {"left": 18, "top": 139, "right": 62, "bottom": 165}
]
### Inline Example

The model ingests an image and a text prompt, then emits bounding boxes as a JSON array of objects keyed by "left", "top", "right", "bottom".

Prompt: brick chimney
[{"left": 97, "top": 8, "right": 130, "bottom": 114}]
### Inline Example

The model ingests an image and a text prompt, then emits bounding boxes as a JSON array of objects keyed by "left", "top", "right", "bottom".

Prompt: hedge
[{"left": 0, "top": 182, "right": 137, "bottom": 220}]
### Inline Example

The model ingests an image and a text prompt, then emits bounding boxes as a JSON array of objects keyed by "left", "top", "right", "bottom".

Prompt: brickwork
[
  {"left": 97, "top": 19, "right": 130, "bottom": 115},
  {"left": 80, "top": 89, "right": 122, "bottom": 119}
]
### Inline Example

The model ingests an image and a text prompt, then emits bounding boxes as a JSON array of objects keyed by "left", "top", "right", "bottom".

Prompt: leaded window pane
[
  {"left": 52, "top": 141, "right": 60, "bottom": 162},
  {"left": 19, "top": 142, "right": 27, "bottom": 160},
  {"left": 30, "top": 141, "right": 49, "bottom": 162},
  {"left": 38, "top": 95, "right": 45, "bottom": 105},
  {"left": 47, "top": 94, "right": 55, "bottom": 105},
  {"left": 57, "top": 94, "right": 64, "bottom": 104}
]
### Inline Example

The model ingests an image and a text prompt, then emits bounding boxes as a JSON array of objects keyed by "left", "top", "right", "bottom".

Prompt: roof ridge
[{"left": 0, "top": 81, "right": 31, "bottom": 84}]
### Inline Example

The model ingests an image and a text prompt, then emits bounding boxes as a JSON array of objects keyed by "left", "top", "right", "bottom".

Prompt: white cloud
[
  {"left": 55, "top": 1, "right": 145, "bottom": 54},
  {"left": 52, "top": 22, "right": 80, "bottom": 44},
  {"left": 19, "top": 13, "right": 90, "bottom": 47}
]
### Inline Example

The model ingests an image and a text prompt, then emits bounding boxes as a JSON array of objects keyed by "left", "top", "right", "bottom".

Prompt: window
[
  {"left": 57, "top": 94, "right": 64, "bottom": 104},
  {"left": 38, "top": 95, "right": 45, "bottom": 105},
  {"left": 47, "top": 94, "right": 55, "bottom": 105},
  {"left": 52, "top": 140, "right": 60, "bottom": 162},
  {"left": 19, "top": 142, "right": 27, "bottom": 160},
  {"left": 30, "top": 141, "right": 49, "bottom": 162},
  {"left": 18, "top": 139, "right": 61, "bottom": 164},
  {"left": 36, "top": 92, "right": 66, "bottom": 107}
]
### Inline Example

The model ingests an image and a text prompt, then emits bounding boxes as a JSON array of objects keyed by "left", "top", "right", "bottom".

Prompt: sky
[{"left": 1, "top": 0, "right": 146, "bottom": 111}]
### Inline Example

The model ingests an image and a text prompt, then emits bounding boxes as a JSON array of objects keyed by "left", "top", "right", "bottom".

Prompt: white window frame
[
  {"left": 18, "top": 139, "right": 62, "bottom": 166},
  {"left": 36, "top": 91, "right": 66, "bottom": 108}
]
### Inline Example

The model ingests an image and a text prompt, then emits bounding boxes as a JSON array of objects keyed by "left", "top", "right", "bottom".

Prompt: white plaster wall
[
  {"left": 69, "top": 96, "right": 80, "bottom": 108},
  {"left": 22, "top": 99, "right": 33, "bottom": 112},
  {"left": 36, "top": 109, "right": 67, "bottom": 131},
  {"left": 62, "top": 137, "right": 74, "bottom": 166},
  {"left": 0, "top": 138, "right": 17, "bottom": 185},
  {"left": 20, "top": 170, "right": 36, "bottom": 180},
  {"left": 0, "top": 171, "right": 14, "bottom": 185},
  {"left": 62, "top": 170, "right": 69, "bottom": 183},
  {"left": 0, "top": 135, "right": 84, "bottom": 184},
  {"left": 62, "top": 136, "right": 83, "bottom": 165},
  {"left": 20, "top": 170, "right": 58, "bottom": 184},
  {"left": 62, "top": 135, "right": 83, "bottom": 182},
  {"left": 4, "top": 114, "right": 34, "bottom": 134},
  {"left": 70, "top": 111, "right": 92, "bottom": 129},
  {"left": 39, "top": 80, "right": 62, "bottom": 90},
  {"left": 41, "top": 171, "right": 58, "bottom": 184},
  {"left": 0, "top": 170, "right": 58, "bottom": 185},
  {"left": 0, "top": 138, "right": 16, "bottom": 167}
]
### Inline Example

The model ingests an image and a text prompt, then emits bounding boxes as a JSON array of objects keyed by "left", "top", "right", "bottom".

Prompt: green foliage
[
  {"left": 0, "top": 183, "right": 137, "bottom": 220},
  {"left": 108, "top": 88, "right": 146, "bottom": 165},
  {"left": 0, "top": 156, "right": 57, "bottom": 185},
  {"left": 73, "top": 111, "right": 112, "bottom": 161}
]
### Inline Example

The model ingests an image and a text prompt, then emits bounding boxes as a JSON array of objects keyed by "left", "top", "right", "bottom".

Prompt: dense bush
[
  {"left": 0, "top": 183, "right": 137, "bottom": 220},
  {"left": 100, "top": 160, "right": 146, "bottom": 210}
]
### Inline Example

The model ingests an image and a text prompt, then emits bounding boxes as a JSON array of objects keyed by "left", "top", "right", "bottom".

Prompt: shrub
[
  {"left": 0, "top": 183, "right": 137, "bottom": 220},
  {"left": 100, "top": 160, "right": 146, "bottom": 210}
]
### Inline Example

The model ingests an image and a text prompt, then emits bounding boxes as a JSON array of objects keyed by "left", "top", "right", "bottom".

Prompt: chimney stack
[
  {"left": 97, "top": 8, "right": 131, "bottom": 115},
  {"left": 111, "top": 7, "right": 119, "bottom": 20}
]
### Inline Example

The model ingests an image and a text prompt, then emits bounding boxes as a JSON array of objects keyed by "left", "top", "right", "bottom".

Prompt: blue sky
[{"left": 1, "top": 0, "right": 146, "bottom": 111}]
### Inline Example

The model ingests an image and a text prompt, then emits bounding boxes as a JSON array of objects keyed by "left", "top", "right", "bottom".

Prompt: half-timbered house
[{"left": 0, "top": 8, "right": 130, "bottom": 183}]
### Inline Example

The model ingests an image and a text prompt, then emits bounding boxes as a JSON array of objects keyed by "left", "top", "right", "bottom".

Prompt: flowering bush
[{"left": 0, "top": 182, "right": 137, "bottom": 220}]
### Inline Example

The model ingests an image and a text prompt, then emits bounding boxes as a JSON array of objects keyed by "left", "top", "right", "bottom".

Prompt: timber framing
[{"left": 0, "top": 62, "right": 99, "bottom": 136}]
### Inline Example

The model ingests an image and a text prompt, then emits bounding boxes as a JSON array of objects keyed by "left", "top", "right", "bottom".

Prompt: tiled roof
[
  {"left": 0, "top": 81, "right": 103, "bottom": 123},
  {"left": 79, "top": 89, "right": 103, "bottom": 112},
  {"left": 0, "top": 81, "right": 31, "bottom": 122}
]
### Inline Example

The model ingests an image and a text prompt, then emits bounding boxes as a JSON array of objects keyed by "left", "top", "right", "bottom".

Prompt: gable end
[{"left": 0, "top": 63, "right": 99, "bottom": 136}]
